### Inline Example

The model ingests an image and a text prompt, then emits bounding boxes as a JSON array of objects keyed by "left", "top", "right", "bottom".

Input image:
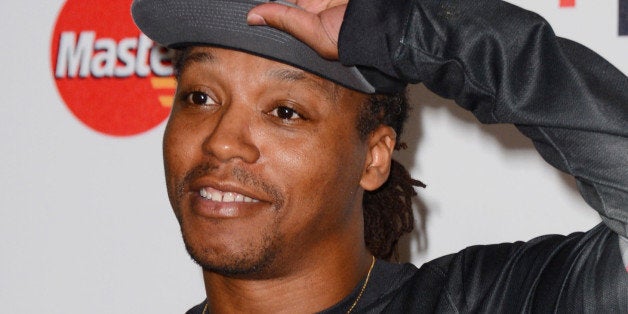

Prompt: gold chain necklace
[
  {"left": 201, "top": 256, "right": 376, "bottom": 314},
  {"left": 346, "top": 255, "right": 376, "bottom": 314}
]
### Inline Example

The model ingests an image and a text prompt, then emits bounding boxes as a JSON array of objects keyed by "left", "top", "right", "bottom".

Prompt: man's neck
[{"left": 202, "top": 251, "right": 374, "bottom": 313}]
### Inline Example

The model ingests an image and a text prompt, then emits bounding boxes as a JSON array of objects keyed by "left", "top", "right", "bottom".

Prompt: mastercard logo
[{"left": 51, "top": 0, "right": 174, "bottom": 136}]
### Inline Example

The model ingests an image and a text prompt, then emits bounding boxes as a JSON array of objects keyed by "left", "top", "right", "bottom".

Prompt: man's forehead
[{"left": 180, "top": 46, "right": 341, "bottom": 97}]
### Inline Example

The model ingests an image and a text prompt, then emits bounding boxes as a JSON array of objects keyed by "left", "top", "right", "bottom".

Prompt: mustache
[{"left": 177, "top": 163, "right": 284, "bottom": 208}]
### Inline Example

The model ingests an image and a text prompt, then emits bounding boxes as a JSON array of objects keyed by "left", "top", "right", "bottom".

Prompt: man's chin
[{"left": 182, "top": 233, "right": 279, "bottom": 279}]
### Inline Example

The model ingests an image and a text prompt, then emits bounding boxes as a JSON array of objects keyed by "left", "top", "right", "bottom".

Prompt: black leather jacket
[
  {"left": 340, "top": 0, "right": 628, "bottom": 239},
  {"left": 340, "top": 0, "right": 628, "bottom": 312},
  {"left": 191, "top": 228, "right": 627, "bottom": 313}
]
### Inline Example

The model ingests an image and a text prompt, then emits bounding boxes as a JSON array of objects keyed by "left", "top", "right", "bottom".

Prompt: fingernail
[{"left": 247, "top": 13, "right": 267, "bottom": 26}]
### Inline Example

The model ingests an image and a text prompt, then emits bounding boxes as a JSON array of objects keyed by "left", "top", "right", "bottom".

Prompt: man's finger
[{"left": 247, "top": 3, "right": 339, "bottom": 59}]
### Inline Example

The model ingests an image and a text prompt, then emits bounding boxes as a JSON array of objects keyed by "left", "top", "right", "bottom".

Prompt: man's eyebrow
[
  {"left": 267, "top": 68, "right": 337, "bottom": 99},
  {"left": 267, "top": 68, "right": 307, "bottom": 82},
  {"left": 184, "top": 51, "right": 216, "bottom": 64},
  {"left": 178, "top": 51, "right": 216, "bottom": 75}
]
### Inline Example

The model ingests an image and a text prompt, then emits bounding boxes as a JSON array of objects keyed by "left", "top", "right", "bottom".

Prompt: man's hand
[{"left": 247, "top": 0, "right": 347, "bottom": 60}]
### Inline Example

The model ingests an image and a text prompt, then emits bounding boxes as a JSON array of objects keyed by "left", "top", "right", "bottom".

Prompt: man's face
[{"left": 163, "top": 47, "right": 372, "bottom": 277}]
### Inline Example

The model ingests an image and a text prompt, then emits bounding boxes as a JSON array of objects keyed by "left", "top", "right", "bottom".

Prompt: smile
[{"left": 200, "top": 187, "right": 260, "bottom": 203}]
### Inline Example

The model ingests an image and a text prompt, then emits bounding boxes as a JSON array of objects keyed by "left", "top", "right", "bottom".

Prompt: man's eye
[
  {"left": 270, "top": 106, "right": 302, "bottom": 120},
  {"left": 187, "top": 91, "right": 215, "bottom": 105}
]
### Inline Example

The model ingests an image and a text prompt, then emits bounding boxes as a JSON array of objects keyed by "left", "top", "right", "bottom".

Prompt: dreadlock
[{"left": 358, "top": 93, "right": 426, "bottom": 261}]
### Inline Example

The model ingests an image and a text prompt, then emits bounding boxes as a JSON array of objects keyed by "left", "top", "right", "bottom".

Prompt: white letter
[
  {"left": 150, "top": 46, "right": 174, "bottom": 76},
  {"left": 115, "top": 37, "right": 138, "bottom": 77},
  {"left": 55, "top": 31, "right": 95, "bottom": 78},
  {"left": 91, "top": 38, "right": 117, "bottom": 78},
  {"left": 135, "top": 34, "right": 152, "bottom": 77}
]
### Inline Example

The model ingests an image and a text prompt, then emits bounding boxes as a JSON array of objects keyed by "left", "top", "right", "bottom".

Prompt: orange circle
[{"left": 51, "top": 0, "right": 173, "bottom": 136}]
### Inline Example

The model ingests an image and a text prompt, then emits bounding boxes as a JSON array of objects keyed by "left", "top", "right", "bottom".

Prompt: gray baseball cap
[{"left": 131, "top": 0, "right": 376, "bottom": 94}]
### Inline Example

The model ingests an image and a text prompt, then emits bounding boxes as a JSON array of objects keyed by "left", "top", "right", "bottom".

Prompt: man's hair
[
  {"left": 172, "top": 48, "right": 424, "bottom": 261},
  {"left": 357, "top": 93, "right": 425, "bottom": 260}
]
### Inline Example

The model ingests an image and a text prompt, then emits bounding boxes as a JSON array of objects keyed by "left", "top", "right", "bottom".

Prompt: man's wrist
[{"left": 338, "top": 0, "right": 411, "bottom": 92}]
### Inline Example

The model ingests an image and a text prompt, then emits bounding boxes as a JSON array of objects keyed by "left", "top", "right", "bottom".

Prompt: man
[{"left": 132, "top": 0, "right": 628, "bottom": 312}]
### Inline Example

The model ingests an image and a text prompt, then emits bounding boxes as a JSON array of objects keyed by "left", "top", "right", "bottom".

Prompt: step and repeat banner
[{"left": 1, "top": 1, "right": 626, "bottom": 313}]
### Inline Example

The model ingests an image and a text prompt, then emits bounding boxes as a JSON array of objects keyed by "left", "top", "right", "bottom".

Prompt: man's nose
[{"left": 202, "top": 103, "right": 260, "bottom": 164}]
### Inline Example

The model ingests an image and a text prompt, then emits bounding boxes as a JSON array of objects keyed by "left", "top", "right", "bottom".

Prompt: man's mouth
[{"left": 199, "top": 187, "right": 261, "bottom": 203}]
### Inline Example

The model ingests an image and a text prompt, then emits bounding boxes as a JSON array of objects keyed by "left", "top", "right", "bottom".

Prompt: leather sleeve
[
  {"left": 338, "top": 0, "right": 628, "bottom": 238},
  {"left": 423, "top": 224, "right": 628, "bottom": 312}
]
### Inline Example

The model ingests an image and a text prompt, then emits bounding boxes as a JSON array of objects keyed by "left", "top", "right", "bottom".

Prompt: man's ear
[{"left": 360, "top": 125, "right": 396, "bottom": 191}]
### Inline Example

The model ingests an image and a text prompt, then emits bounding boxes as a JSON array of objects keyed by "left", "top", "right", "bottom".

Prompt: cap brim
[{"left": 131, "top": 0, "right": 375, "bottom": 94}]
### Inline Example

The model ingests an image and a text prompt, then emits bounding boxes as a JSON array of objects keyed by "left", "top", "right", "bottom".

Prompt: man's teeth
[{"left": 200, "top": 188, "right": 259, "bottom": 203}]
